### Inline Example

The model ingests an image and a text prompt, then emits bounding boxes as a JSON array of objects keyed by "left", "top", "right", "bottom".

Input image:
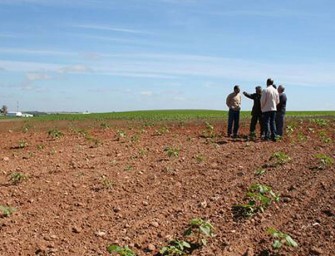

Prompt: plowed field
[{"left": 0, "top": 117, "right": 334, "bottom": 256}]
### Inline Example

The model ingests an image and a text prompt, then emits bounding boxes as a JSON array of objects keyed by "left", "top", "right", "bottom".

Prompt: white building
[{"left": 7, "top": 112, "right": 33, "bottom": 117}]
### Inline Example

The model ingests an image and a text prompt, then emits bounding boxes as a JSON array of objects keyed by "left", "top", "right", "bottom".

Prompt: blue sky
[{"left": 0, "top": 0, "right": 334, "bottom": 112}]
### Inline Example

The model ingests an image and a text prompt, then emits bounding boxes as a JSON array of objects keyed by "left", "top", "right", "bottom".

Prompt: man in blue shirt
[{"left": 276, "top": 85, "right": 287, "bottom": 137}]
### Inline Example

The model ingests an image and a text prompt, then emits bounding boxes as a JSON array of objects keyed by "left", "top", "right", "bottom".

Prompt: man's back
[{"left": 261, "top": 86, "right": 279, "bottom": 112}]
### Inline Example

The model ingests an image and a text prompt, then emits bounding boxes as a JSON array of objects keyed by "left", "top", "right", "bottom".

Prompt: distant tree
[{"left": 1, "top": 105, "right": 8, "bottom": 116}]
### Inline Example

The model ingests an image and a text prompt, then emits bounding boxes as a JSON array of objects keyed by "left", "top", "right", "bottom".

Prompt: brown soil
[{"left": 0, "top": 117, "right": 334, "bottom": 256}]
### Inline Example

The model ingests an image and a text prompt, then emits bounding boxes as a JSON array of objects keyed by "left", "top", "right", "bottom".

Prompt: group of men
[{"left": 226, "top": 78, "right": 287, "bottom": 141}]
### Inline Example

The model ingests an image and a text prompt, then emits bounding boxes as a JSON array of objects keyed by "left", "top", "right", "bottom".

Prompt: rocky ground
[{"left": 0, "top": 117, "right": 334, "bottom": 256}]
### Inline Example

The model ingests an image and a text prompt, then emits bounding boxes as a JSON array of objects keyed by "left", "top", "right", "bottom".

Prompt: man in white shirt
[{"left": 261, "top": 78, "right": 280, "bottom": 141}]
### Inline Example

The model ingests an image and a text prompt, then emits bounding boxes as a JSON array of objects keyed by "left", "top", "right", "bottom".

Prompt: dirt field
[{"left": 0, "top": 117, "right": 334, "bottom": 256}]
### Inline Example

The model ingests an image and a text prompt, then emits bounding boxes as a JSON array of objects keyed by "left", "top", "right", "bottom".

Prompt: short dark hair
[
  {"left": 267, "top": 78, "right": 274, "bottom": 86},
  {"left": 234, "top": 85, "right": 239, "bottom": 90}
]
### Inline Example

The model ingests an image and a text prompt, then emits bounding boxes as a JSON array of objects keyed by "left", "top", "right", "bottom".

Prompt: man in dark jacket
[
  {"left": 243, "top": 86, "right": 263, "bottom": 138},
  {"left": 276, "top": 85, "right": 287, "bottom": 137}
]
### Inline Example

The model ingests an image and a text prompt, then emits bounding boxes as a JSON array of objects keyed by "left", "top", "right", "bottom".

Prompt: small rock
[
  {"left": 95, "top": 231, "right": 106, "bottom": 237},
  {"left": 200, "top": 200, "right": 208, "bottom": 208},
  {"left": 147, "top": 243, "right": 156, "bottom": 251},
  {"left": 43, "top": 236, "right": 52, "bottom": 241},
  {"left": 49, "top": 248, "right": 58, "bottom": 253},
  {"left": 72, "top": 226, "right": 82, "bottom": 233},
  {"left": 211, "top": 162, "right": 218, "bottom": 168},
  {"left": 113, "top": 207, "right": 121, "bottom": 213},
  {"left": 142, "top": 201, "right": 149, "bottom": 206},
  {"left": 282, "top": 197, "right": 292, "bottom": 203},
  {"left": 50, "top": 235, "right": 58, "bottom": 240},
  {"left": 244, "top": 247, "right": 254, "bottom": 256},
  {"left": 310, "top": 247, "right": 323, "bottom": 255},
  {"left": 123, "top": 236, "right": 130, "bottom": 241},
  {"left": 151, "top": 221, "right": 159, "bottom": 228},
  {"left": 3, "top": 157, "right": 9, "bottom": 161}
]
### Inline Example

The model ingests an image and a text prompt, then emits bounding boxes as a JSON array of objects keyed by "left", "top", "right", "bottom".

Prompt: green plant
[
  {"left": 285, "top": 125, "right": 295, "bottom": 135},
  {"left": 183, "top": 218, "right": 215, "bottom": 246},
  {"left": 100, "top": 122, "right": 110, "bottom": 129},
  {"left": 18, "top": 140, "right": 28, "bottom": 148},
  {"left": 48, "top": 128, "right": 63, "bottom": 138},
  {"left": 37, "top": 144, "right": 45, "bottom": 150},
  {"left": 0, "top": 205, "right": 16, "bottom": 217},
  {"left": 86, "top": 135, "right": 101, "bottom": 147},
  {"left": 138, "top": 148, "right": 148, "bottom": 157},
  {"left": 255, "top": 168, "right": 266, "bottom": 176},
  {"left": 194, "top": 154, "right": 204, "bottom": 163},
  {"left": 202, "top": 122, "right": 215, "bottom": 138},
  {"left": 267, "top": 227, "right": 298, "bottom": 250},
  {"left": 233, "top": 184, "right": 280, "bottom": 218},
  {"left": 9, "top": 172, "right": 28, "bottom": 185},
  {"left": 130, "top": 134, "right": 140, "bottom": 142},
  {"left": 164, "top": 147, "right": 180, "bottom": 158},
  {"left": 107, "top": 245, "right": 136, "bottom": 256},
  {"left": 75, "top": 128, "right": 88, "bottom": 137},
  {"left": 155, "top": 126, "right": 169, "bottom": 136},
  {"left": 319, "top": 131, "right": 332, "bottom": 143},
  {"left": 297, "top": 132, "right": 307, "bottom": 142},
  {"left": 22, "top": 123, "right": 32, "bottom": 133},
  {"left": 312, "top": 118, "right": 328, "bottom": 127},
  {"left": 270, "top": 152, "right": 291, "bottom": 165},
  {"left": 101, "top": 175, "right": 113, "bottom": 189},
  {"left": 124, "top": 165, "right": 133, "bottom": 171},
  {"left": 313, "top": 154, "right": 334, "bottom": 170},
  {"left": 161, "top": 217, "right": 216, "bottom": 255},
  {"left": 116, "top": 130, "right": 126, "bottom": 141},
  {"left": 160, "top": 240, "right": 191, "bottom": 256}
]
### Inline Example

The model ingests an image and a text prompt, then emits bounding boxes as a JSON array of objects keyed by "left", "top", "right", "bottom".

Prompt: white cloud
[
  {"left": 73, "top": 34, "right": 135, "bottom": 43},
  {"left": 58, "top": 65, "right": 93, "bottom": 74},
  {"left": 140, "top": 91, "right": 154, "bottom": 96},
  {"left": 0, "top": 47, "right": 76, "bottom": 56},
  {"left": 99, "top": 71, "right": 177, "bottom": 79},
  {"left": 72, "top": 24, "right": 150, "bottom": 34},
  {"left": 26, "top": 72, "right": 52, "bottom": 81},
  {"left": 1, "top": 54, "right": 335, "bottom": 88},
  {"left": 173, "top": 96, "right": 186, "bottom": 101},
  {"left": 0, "top": 60, "right": 61, "bottom": 72},
  {"left": 93, "top": 53, "right": 335, "bottom": 87}
]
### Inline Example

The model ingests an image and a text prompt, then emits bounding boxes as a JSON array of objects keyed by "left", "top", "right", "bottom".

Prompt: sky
[{"left": 0, "top": 0, "right": 334, "bottom": 113}]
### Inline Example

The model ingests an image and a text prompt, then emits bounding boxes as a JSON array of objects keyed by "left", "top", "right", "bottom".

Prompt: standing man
[
  {"left": 276, "top": 85, "right": 287, "bottom": 137},
  {"left": 226, "top": 85, "right": 241, "bottom": 138},
  {"left": 243, "top": 86, "right": 263, "bottom": 138},
  {"left": 261, "top": 78, "right": 279, "bottom": 141}
]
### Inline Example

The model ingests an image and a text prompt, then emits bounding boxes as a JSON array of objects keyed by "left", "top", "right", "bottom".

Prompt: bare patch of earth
[{"left": 0, "top": 118, "right": 334, "bottom": 256}]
